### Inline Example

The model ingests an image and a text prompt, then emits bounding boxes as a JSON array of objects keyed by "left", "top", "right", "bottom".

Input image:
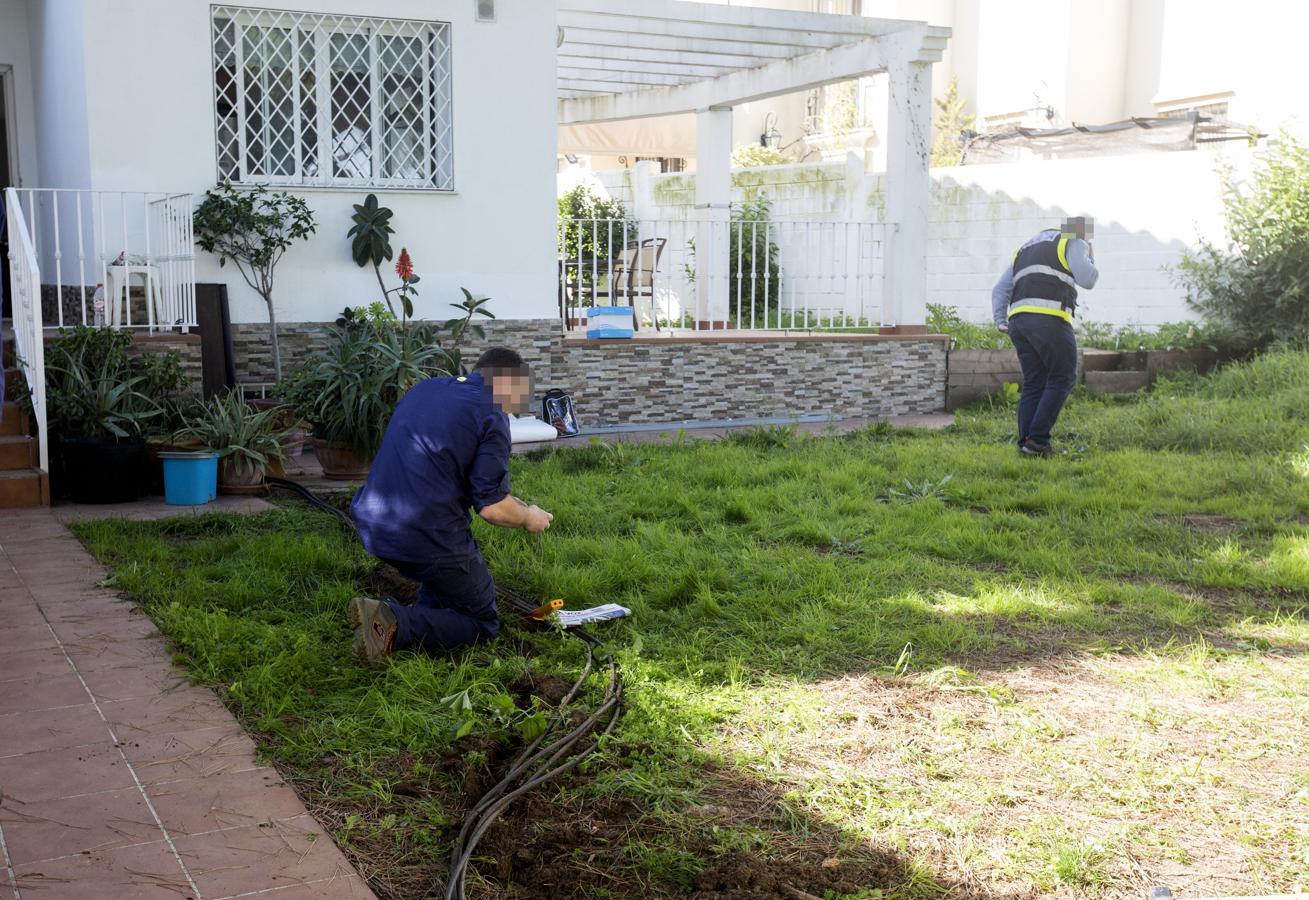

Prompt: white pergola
[{"left": 557, "top": 0, "right": 949, "bottom": 331}]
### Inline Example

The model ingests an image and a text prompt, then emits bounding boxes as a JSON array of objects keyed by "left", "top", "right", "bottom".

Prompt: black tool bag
[{"left": 541, "top": 389, "right": 580, "bottom": 437}]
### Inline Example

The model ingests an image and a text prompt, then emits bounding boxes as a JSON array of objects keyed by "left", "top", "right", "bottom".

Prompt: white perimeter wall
[
  {"left": 587, "top": 148, "right": 1246, "bottom": 328},
  {"left": 25, "top": 0, "right": 558, "bottom": 325}
]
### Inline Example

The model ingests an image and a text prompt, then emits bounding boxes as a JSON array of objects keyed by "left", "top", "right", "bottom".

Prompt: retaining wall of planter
[{"left": 946, "top": 346, "right": 1224, "bottom": 410}]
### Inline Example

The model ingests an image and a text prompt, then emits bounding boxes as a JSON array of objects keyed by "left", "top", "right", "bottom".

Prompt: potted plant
[
  {"left": 175, "top": 391, "right": 287, "bottom": 494},
  {"left": 283, "top": 314, "right": 454, "bottom": 479},
  {"left": 38, "top": 326, "right": 186, "bottom": 503}
]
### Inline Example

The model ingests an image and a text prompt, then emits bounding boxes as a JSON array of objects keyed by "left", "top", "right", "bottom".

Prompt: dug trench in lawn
[{"left": 267, "top": 478, "right": 624, "bottom": 900}]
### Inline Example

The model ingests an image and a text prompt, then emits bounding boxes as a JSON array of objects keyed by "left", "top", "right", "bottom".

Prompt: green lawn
[{"left": 75, "top": 351, "right": 1309, "bottom": 899}]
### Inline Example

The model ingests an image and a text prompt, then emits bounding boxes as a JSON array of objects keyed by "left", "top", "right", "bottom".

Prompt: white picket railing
[
  {"left": 10, "top": 188, "right": 197, "bottom": 331},
  {"left": 4, "top": 188, "right": 49, "bottom": 473},
  {"left": 557, "top": 217, "right": 887, "bottom": 332}
]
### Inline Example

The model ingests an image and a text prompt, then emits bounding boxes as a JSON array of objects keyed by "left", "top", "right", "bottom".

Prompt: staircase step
[
  {"left": 0, "top": 469, "right": 48, "bottom": 508},
  {"left": 0, "top": 435, "right": 37, "bottom": 470},
  {"left": 1, "top": 402, "right": 30, "bottom": 437}
]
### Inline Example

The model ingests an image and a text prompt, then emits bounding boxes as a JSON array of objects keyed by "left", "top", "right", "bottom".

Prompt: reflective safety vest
[{"left": 1008, "top": 230, "right": 1079, "bottom": 323}]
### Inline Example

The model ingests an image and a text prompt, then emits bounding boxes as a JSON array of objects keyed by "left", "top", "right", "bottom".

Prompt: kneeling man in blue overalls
[{"left": 348, "top": 347, "right": 553, "bottom": 663}]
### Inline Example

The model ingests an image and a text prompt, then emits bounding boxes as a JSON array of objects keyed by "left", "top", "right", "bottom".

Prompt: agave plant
[
  {"left": 174, "top": 391, "right": 287, "bottom": 479},
  {"left": 282, "top": 320, "right": 454, "bottom": 459}
]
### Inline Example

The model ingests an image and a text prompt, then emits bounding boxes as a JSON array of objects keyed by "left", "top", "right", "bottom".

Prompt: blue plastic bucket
[{"left": 160, "top": 451, "right": 219, "bottom": 506}]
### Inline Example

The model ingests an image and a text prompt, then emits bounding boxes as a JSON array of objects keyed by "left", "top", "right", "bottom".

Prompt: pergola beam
[
  {"left": 559, "top": 28, "right": 946, "bottom": 125},
  {"left": 560, "top": 70, "right": 696, "bottom": 89},
  {"left": 558, "top": 28, "right": 799, "bottom": 63},
  {"left": 558, "top": 52, "right": 746, "bottom": 77},
  {"left": 559, "top": 0, "right": 915, "bottom": 40}
]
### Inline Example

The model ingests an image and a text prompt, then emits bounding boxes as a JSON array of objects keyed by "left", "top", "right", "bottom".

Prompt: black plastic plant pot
[{"left": 59, "top": 436, "right": 147, "bottom": 504}]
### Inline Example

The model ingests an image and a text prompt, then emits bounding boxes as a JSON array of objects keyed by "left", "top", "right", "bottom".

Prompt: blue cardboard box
[{"left": 586, "top": 305, "right": 635, "bottom": 339}]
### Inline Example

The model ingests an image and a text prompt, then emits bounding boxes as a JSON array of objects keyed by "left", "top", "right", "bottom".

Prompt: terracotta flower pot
[
  {"left": 218, "top": 456, "right": 267, "bottom": 495},
  {"left": 312, "top": 438, "right": 371, "bottom": 481},
  {"left": 280, "top": 427, "right": 307, "bottom": 461}
]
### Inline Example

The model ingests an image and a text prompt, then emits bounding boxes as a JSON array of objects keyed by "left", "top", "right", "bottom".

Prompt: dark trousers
[
  {"left": 1008, "top": 312, "right": 1078, "bottom": 446},
  {"left": 381, "top": 550, "right": 499, "bottom": 653}
]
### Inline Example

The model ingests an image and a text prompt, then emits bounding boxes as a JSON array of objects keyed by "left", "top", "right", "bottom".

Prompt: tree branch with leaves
[{"left": 193, "top": 183, "right": 316, "bottom": 382}]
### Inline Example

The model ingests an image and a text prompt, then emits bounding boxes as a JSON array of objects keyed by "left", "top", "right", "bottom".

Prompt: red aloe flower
[{"left": 395, "top": 247, "right": 414, "bottom": 282}]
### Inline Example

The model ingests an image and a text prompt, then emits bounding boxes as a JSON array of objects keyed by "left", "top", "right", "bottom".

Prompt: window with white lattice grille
[{"left": 211, "top": 6, "right": 453, "bottom": 190}]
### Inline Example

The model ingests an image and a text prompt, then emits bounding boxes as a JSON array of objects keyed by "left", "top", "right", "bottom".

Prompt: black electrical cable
[{"left": 264, "top": 476, "right": 624, "bottom": 899}]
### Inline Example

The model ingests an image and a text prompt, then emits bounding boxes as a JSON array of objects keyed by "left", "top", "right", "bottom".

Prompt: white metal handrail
[
  {"left": 557, "top": 217, "right": 887, "bottom": 332},
  {"left": 12, "top": 188, "right": 198, "bottom": 331},
  {"left": 5, "top": 188, "right": 49, "bottom": 473}
]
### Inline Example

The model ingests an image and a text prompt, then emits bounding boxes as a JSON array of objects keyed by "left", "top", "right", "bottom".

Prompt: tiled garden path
[{"left": 0, "top": 508, "right": 376, "bottom": 900}]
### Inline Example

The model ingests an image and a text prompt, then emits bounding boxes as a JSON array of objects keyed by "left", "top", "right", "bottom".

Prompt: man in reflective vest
[{"left": 991, "top": 216, "right": 1099, "bottom": 456}]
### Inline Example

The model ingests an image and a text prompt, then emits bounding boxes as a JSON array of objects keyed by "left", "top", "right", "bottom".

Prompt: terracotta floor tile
[
  {"left": 0, "top": 623, "right": 58, "bottom": 655},
  {"left": 101, "top": 690, "right": 234, "bottom": 740},
  {"left": 120, "top": 726, "right": 255, "bottom": 786},
  {"left": 61, "top": 635, "right": 171, "bottom": 673},
  {"left": 0, "top": 786, "right": 162, "bottom": 865},
  {"left": 0, "top": 646, "right": 68, "bottom": 681},
  {"left": 0, "top": 701, "right": 106, "bottom": 756},
  {"left": 0, "top": 742, "right": 134, "bottom": 802},
  {"left": 50, "top": 616, "right": 160, "bottom": 645},
  {"left": 13, "top": 839, "right": 195, "bottom": 899},
  {"left": 211, "top": 873, "right": 372, "bottom": 900},
  {"left": 81, "top": 662, "right": 189, "bottom": 704},
  {"left": 146, "top": 768, "right": 309, "bottom": 836},
  {"left": 0, "top": 673, "right": 90, "bottom": 715},
  {"left": 38, "top": 595, "right": 136, "bottom": 624},
  {"left": 6, "top": 563, "right": 106, "bottom": 587},
  {"left": 0, "top": 600, "right": 47, "bottom": 628},
  {"left": 174, "top": 815, "right": 353, "bottom": 898}
]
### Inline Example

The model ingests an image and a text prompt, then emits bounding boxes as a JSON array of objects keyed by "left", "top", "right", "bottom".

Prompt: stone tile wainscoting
[
  {"left": 232, "top": 320, "right": 948, "bottom": 424},
  {"left": 39, "top": 331, "right": 204, "bottom": 393}
]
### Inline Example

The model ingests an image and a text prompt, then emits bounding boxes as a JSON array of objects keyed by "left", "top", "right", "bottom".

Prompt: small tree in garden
[
  {"left": 1176, "top": 131, "right": 1309, "bottom": 350},
  {"left": 193, "top": 183, "right": 316, "bottom": 382},
  {"left": 931, "top": 77, "right": 975, "bottom": 168}
]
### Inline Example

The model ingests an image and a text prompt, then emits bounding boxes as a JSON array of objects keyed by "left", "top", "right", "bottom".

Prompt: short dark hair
[{"left": 474, "top": 347, "right": 528, "bottom": 374}]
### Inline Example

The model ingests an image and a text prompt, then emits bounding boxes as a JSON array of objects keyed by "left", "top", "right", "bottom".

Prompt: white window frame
[{"left": 210, "top": 5, "right": 454, "bottom": 191}]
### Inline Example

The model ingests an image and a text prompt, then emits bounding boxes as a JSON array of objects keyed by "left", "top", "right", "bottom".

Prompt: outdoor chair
[{"left": 591, "top": 238, "right": 666, "bottom": 331}]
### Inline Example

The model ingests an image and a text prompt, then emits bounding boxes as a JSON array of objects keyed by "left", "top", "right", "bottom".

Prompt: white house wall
[
  {"left": 27, "top": 0, "right": 92, "bottom": 191},
  {"left": 66, "top": 0, "right": 557, "bottom": 325}
]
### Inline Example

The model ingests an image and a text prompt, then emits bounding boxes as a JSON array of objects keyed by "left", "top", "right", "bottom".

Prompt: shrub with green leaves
[
  {"left": 282, "top": 320, "right": 455, "bottom": 459},
  {"left": 1176, "top": 131, "right": 1309, "bottom": 350},
  {"left": 729, "top": 196, "right": 781, "bottom": 320},
  {"left": 174, "top": 391, "right": 287, "bottom": 478},
  {"left": 557, "top": 183, "right": 632, "bottom": 276},
  {"left": 37, "top": 325, "right": 189, "bottom": 440}
]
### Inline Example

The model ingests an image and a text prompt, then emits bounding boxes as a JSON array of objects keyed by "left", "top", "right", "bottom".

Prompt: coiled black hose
[{"left": 264, "top": 477, "right": 624, "bottom": 899}]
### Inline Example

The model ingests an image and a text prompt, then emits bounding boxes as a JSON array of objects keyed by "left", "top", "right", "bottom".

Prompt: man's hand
[
  {"left": 997, "top": 324, "right": 1009, "bottom": 333},
  {"left": 524, "top": 505, "right": 554, "bottom": 533},
  {"left": 479, "top": 495, "right": 554, "bottom": 532}
]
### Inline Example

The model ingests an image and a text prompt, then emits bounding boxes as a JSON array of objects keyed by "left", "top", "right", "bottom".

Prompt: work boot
[
  {"left": 349, "top": 596, "right": 398, "bottom": 665},
  {"left": 1019, "top": 439, "right": 1056, "bottom": 457}
]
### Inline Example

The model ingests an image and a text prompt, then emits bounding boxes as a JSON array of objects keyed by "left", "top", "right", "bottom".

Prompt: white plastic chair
[{"left": 106, "top": 264, "right": 163, "bottom": 329}]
